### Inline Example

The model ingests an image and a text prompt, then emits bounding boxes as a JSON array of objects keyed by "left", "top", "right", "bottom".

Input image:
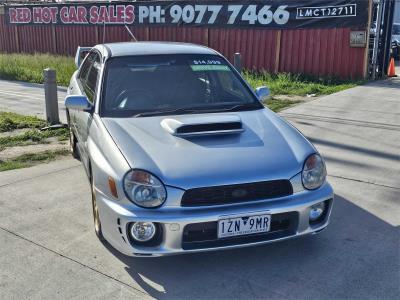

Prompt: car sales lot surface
[{"left": 0, "top": 76, "right": 399, "bottom": 299}]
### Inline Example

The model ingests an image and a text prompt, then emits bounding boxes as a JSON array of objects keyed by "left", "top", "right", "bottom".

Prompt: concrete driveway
[{"left": 0, "top": 77, "right": 399, "bottom": 299}]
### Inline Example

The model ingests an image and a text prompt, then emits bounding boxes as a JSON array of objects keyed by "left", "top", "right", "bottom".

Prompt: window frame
[{"left": 77, "top": 50, "right": 102, "bottom": 104}]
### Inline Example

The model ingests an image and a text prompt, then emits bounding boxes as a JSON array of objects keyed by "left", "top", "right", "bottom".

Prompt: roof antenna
[
  {"left": 125, "top": 25, "right": 138, "bottom": 42},
  {"left": 102, "top": 19, "right": 106, "bottom": 44},
  {"left": 102, "top": 0, "right": 111, "bottom": 44}
]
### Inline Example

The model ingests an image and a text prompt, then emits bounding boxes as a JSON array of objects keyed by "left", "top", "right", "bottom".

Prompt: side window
[
  {"left": 85, "top": 61, "right": 100, "bottom": 103},
  {"left": 78, "top": 53, "right": 92, "bottom": 84},
  {"left": 78, "top": 52, "right": 101, "bottom": 103}
]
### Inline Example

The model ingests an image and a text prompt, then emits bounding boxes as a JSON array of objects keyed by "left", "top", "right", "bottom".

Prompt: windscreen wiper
[
  {"left": 133, "top": 103, "right": 259, "bottom": 117},
  {"left": 184, "top": 103, "right": 259, "bottom": 114},
  {"left": 133, "top": 108, "right": 193, "bottom": 117}
]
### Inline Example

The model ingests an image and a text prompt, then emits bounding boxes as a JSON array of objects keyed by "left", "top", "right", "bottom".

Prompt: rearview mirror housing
[
  {"left": 255, "top": 86, "right": 271, "bottom": 102},
  {"left": 65, "top": 95, "right": 93, "bottom": 112}
]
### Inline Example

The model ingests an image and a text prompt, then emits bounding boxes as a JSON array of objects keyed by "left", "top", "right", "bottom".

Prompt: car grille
[
  {"left": 181, "top": 180, "right": 293, "bottom": 207},
  {"left": 182, "top": 212, "right": 298, "bottom": 250}
]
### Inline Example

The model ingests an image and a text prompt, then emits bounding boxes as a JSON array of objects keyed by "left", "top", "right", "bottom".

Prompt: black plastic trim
[
  {"left": 181, "top": 180, "right": 293, "bottom": 207},
  {"left": 176, "top": 122, "right": 242, "bottom": 134}
]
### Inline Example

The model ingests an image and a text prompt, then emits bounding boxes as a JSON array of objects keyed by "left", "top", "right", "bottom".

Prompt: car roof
[{"left": 99, "top": 42, "right": 218, "bottom": 57}]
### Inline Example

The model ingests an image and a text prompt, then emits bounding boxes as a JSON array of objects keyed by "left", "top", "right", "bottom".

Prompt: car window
[
  {"left": 79, "top": 52, "right": 101, "bottom": 103},
  {"left": 78, "top": 53, "right": 93, "bottom": 84},
  {"left": 101, "top": 54, "right": 262, "bottom": 117},
  {"left": 85, "top": 61, "right": 100, "bottom": 103}
]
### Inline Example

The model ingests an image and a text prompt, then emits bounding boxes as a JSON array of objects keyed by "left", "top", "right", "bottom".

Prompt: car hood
[{"left": 102, "top": 109, "right": 316, "bottom": 190}]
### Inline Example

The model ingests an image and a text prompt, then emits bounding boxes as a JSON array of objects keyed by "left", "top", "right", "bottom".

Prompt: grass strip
[
  {"left": 0, "top": 128, "right": 69, "bottom": 151},
  {"left": 243, "top": 72, "right": 361, "bottom": 96},
  {"left": 0, "top": 53, "right": 361, "bottom": 96},
  {"left": 0, "top": 112, "right": 46, "bottom": 132},
  {"left": 264, "top": 98, "right": 302, "bottom": 112},
  {"left": 0, "top": 53, "right": 75, "bottom": 86},
  {"left": 0, "top": 149, "right": 69, "bottom": 172}
]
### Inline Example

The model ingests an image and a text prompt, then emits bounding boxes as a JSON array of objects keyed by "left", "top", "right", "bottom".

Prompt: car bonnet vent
[{"left": 161, "top": 115, "right": 244, "bottom": 137}]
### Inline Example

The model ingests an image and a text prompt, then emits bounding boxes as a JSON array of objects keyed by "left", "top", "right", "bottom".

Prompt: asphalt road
[
  {"left": 0, "top": 79, "right": 67, "bottom": 123},
  {"left": 0, "top": 76, "right": 399, "bottom": 299}
]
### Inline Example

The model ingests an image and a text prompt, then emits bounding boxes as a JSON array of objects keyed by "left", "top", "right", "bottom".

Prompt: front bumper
[{"left": 96, "top": 182, "right": 334, "bottom": 257}]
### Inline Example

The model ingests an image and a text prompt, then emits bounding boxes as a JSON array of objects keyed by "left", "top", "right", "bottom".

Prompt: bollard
[
  {"left": 234, "top": 53, "right": 242, "bottom": 73},
  {"left": 43, "top": 68, "right": 59, "bottom": 125}
]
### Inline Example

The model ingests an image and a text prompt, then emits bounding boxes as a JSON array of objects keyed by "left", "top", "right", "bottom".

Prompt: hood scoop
[{"left": 161, "top": 115, "right": 244, "bottom": 137}]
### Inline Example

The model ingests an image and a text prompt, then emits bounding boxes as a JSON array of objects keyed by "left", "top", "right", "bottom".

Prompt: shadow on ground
[{"left": 104, "top": 194, "right": 399, "bottom": 299}]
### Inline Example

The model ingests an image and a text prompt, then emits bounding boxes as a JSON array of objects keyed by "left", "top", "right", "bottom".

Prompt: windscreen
[{"left": 101, "top": 54, "right": 262, "bottom": 117}]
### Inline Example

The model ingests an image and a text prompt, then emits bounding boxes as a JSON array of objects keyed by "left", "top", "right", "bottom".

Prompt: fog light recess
[
  {"left": 309, "top": 202, "right": 326, "bottom": 223},
  {"left": 130, "top": 222, "right": 156, "bottom": 242}
]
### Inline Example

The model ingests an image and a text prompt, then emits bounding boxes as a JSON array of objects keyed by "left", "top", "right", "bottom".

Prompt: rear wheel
[{"left": 91, "top": 175, "right": 105, "bottom": 241}]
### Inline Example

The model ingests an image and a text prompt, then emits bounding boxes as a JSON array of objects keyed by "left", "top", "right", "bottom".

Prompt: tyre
[
  {"left": 91, "top": 175, "right": 105, "bottom": 242},
  {"left": 68, "top": 121, "right": 80, "bottom": 160}
]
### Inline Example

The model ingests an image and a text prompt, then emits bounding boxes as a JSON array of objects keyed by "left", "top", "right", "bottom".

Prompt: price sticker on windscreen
[{"left": 190, "top": 59, "right": 230, "bottom": 71}]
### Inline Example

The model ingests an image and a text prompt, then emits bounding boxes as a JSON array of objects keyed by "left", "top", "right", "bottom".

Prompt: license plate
[{"left": 218, "top": 214, "right": 271, "bottom": 238}]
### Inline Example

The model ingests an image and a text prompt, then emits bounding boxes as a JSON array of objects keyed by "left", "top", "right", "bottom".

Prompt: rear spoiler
[{"left": 74, "top": 46, "right": 92, "bottom": 68}]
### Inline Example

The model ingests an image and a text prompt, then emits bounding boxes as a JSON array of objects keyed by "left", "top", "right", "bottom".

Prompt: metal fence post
[
  {"left": 234, "top": 53, "right": 242, "bottom": 73},
  {"left": 371, "top": 0, "right": 384, "bottom": 80},
  {"left": 43, "top": 68, "right": 59, "bottom": 125}
]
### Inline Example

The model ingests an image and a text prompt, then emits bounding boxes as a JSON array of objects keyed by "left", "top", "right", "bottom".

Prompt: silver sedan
[{"left": 65, "top": 42, "right": 333, "bottom": 257}]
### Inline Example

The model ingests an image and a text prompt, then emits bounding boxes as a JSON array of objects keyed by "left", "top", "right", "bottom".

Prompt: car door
[{"left": 74, "top": 51, "right": 102, "bottom": 170}]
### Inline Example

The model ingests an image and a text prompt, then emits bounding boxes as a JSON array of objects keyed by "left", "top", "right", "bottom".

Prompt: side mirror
[
  {"left": 255, "top": 86, "right": 271, "bottom": 102},
  {"left": 65, "top": 95, "right": 93, "bottom": 112}
]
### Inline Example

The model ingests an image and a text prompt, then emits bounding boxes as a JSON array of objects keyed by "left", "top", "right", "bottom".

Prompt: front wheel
[
  {"left": 91, "top": 176, "right": 105, "bottom": 242},
  {"left": 67, "top": 112, "right": 80, "bottom": 160}
]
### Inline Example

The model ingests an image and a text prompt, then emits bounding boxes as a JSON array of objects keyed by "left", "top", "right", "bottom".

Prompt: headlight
[
  {"left": 302, "top": 154, "right": 326, "bottom": 190},
  {"left": 123, "top": 169, "right": 167, "bottom": 208}
]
